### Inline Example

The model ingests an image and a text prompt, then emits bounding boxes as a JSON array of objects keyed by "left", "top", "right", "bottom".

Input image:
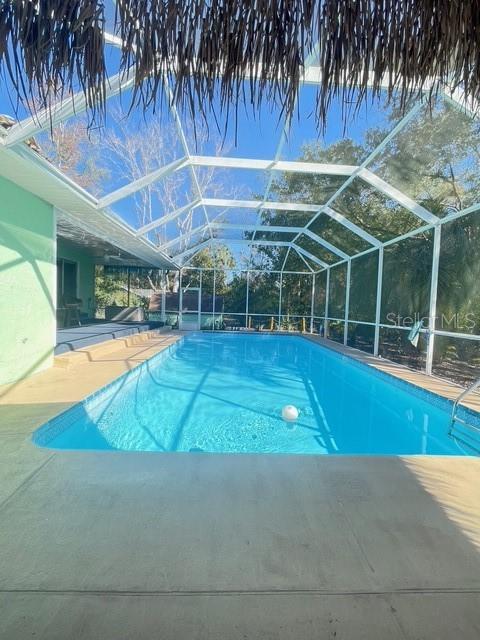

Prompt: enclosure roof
[{"left": 1, "top": 10, "right": 480, "bottom": 273}]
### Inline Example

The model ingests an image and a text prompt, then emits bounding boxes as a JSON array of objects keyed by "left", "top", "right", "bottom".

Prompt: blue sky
[{"left": 0, "top": 55, "right": 400, "bottom": 249}]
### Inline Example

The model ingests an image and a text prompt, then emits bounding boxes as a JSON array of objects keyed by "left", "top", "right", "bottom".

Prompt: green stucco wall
[
  {"left": 0, "top": 176, "right": 55, "bottom": 385},
  {"left": 57, "top": 239, "right": 95, "bottom": 315}
]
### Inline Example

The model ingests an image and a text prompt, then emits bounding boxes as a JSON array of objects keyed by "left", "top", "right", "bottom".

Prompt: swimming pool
[{"left": 33, "top": 332, "right": 474, "bottom": 455}]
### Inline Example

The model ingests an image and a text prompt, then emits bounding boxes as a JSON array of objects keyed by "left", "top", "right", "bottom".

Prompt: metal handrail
[
  {"left": 449, "top": 378, "right": 480, "bottom": 453},
  {"left": 450, "top": 378, "right": 480, "bottom": 428}
]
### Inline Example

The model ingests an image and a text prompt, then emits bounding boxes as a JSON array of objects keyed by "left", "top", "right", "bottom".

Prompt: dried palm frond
[
  {"left": 317, "top": 0, "right": 480, "bottom": 124},
  {"left": 115, "top": 0, "right": 315, "bottom": 124},
  {"left": 0, "top": 0, "right": 106, "bottom": 119},
  {"left": 0, "top": 0, "right": 479, "bottom": 134}
]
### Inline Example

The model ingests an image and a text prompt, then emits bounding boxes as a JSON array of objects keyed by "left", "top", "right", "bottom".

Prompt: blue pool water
[{"left": 34, "top": 333, "right": 472, "bottom": 455}]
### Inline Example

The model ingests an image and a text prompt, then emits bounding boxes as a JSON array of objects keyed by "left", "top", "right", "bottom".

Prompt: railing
[{"left": 449, "top": 378, "right": 480, "bottom": 454}]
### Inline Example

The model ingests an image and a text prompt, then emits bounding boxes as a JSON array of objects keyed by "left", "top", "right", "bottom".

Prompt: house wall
[
  {"left": 56, "top": 239, "right": 96, "bottom": 315},
  {"left": 0, "top": 176, "right": 55, "bottom": 385}
]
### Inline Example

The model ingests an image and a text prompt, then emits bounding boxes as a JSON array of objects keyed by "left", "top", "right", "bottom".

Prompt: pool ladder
[{"left": 449, "top": 378, "right": 480, "bottom": 454}]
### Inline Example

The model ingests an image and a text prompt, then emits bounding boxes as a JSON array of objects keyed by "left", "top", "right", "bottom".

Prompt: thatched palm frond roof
[{"left": 0, "top": 1, "right": 479, "bottom": 130}]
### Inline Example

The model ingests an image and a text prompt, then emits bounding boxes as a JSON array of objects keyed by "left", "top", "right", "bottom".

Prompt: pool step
[
  {"left": 449, "top": 420, "right": 480, "bottom": 454},
  {"left": 53, "top": 329, "right": 166, "bottom": 368}
]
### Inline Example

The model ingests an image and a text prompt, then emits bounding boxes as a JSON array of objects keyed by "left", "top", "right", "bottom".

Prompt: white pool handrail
[{"left": 449, "top": 377, "right": 480, "bottom": 454}]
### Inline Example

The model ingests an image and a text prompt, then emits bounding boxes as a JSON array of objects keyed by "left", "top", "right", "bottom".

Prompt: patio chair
[{"left": 63, "top": 295, "right": 83, "bottom": 327}]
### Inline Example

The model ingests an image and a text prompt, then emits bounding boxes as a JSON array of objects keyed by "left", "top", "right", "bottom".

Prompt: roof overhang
[{"left": 0, "top": 142, "right": 179, "bottom": 270}]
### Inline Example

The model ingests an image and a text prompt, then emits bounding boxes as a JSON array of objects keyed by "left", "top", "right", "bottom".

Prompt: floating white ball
[{"left": 282, "top": 404, "right": 299, "bottom": 422}]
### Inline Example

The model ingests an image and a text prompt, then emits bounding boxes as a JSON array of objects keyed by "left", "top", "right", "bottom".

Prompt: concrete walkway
[{"left": 1, "top": 332, "right": 480, "bottom": 638}]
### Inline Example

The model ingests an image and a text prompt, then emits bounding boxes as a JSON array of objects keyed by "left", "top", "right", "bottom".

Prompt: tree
[
  {"left": 39, "top": 121, "right": 110, "bottom": 195},
  {"left": 255, "top": 99, "right": 480, "bottom": 271},
  {"left": 371, "top": 101, "right": 480, "bottom": 214},
  {"left": 94, "top": 265, "right": 127, "bottom": 310},
  {"left": 188, "top": 245, "right": 235, "bottom": 293}
]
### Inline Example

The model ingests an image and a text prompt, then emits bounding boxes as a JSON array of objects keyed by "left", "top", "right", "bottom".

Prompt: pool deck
[{"left": 1, "top": 330, "right": 480, "bottom": 638}]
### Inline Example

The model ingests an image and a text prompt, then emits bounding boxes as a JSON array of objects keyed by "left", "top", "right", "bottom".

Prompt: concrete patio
[{"left": 1, "top": 332, "right": 479, "bottom": 639}]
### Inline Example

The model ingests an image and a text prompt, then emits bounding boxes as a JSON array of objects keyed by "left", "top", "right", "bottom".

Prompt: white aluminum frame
[
  {"left": 287, "top": 102, "right": 439, "bottom": 252},
  {"left": 426, "top": 225, "right": 442, "bottom": 375},
  {"left": 343, "top": 260, "right": 351, "bottom": 345},
  {"left": 373, "top": 247, "right": 384, "bottom": 356},
  {"left": 164, "top": 220, "right": 348, "bottom": 261},
  {"left": 189, "top": 155, "right": 357, "bottom": 176},
  {"left": 322, "top": 207, "right": 480, "bottom": 375},
  {"left": 135, "top": 199, "right": 202, "bottom": 236},
  {"left": 176, "top": 265, "right": 315, "bottom": 332},
  {"left": 97, "top": 157, "right": 189, "bottom": 209},
  {"left": 142, "top": 196, "right": 379, "bottom": 256},
  {"left": 176, "top": 237, "right": 328, "bottom": 269},
  {"left": 163, "top": 81, "right": 214, "bottom": 246},
  {"left": 0, "top": 35, "right": 442, "bottom": 273}
]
